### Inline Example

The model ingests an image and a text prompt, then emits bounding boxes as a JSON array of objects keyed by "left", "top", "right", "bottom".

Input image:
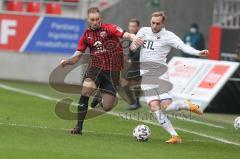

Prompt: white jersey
[
  {"left": 137, "top": 27, "right": 202, "bottom": 103},
  {"left": 137, "top": 27, "right": 200, "bottom": 65}
]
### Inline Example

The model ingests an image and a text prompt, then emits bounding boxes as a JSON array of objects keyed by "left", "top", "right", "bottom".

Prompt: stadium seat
[
  {"left": 63, "top": 0, "right": 80, "bottom": 2},
  {"left": 26, "top": 2, "right": 41, "bottom": 13},
  {"left": 45, "top": 3, "right": 62, "bottom": 15},
  {"left": 7, "top": 0, "right": 23, "bottom": 12}
]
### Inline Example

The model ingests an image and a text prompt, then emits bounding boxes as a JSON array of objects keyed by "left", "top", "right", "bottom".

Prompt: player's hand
[
  {"left": 199, "top": 50, "right": 209, "bottom": 57},
  {"left": 60, "top": 59, "right": 69, "bottom": 68},
  {"left": 130, "top": 37, "right": 144, "bottom": 51},
  {"left": 128, "top": 59, "right": 132, "bottom": 64},
  {"left": 133, "top": 37, "right": 144, "bottom": 47}
]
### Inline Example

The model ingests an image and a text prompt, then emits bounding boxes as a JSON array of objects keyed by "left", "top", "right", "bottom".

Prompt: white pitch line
[
  {"left": 110, "top": 112, "right": 240, "bottom": 147},
  {"left": 0, "top": 121, "right": 222, "bottom": 144},
  {"left": 169, "top": 116, "right": 225, "bottom": 129},
  {"left": 0, "top": 83, "right": 239, "bottom": 147},
  {"left": 176, "top": 128, "right": 240, "bottom": 147},
  {"left": 114, "top": 111, "right": 225, "bottom": 129},
  {"left": 0, "top": 84, "right": 59, "bottom": 102},
  {"left": 0, "top": 122, "right": 67, "bottom": 131},
  {"left": 0, "top": 122, "right": 130, "bottom": 137},
  {"left": 0, "top": 84, "right": 224, "bottom": 129}
]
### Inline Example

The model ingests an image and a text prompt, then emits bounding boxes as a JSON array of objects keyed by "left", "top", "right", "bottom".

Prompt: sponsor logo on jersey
[
  {"left": 93, "top": 41, "right": 103, "bottom": 51},
  {"left": 116, "top": 26, "right": 123, "bottom": 33},
  {"left": 100, "top": 31, "right": 107, "bottom": 38}
]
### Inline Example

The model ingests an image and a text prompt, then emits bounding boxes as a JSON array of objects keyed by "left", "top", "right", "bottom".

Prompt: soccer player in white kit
[{"left": 131, "top": 11, "right": 209, "bottom": 144}]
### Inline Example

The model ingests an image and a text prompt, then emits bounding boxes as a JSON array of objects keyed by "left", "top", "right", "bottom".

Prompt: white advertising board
[{"left": 168, "top": 57, "right": 239, "bottom": 110}]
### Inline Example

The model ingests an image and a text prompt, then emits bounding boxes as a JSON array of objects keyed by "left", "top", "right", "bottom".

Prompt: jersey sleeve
[
  {"left": 167, "top": 31, "right": 200, "bottom": 56},
  {"left": 77, "top": 33, "right": 87, "bottom": 52},
  {"left": 136, "top": 28, "right": 145, "bottom": 37},
  {"left": 108, "top": 24, "right": 125, "bottom": 38}
]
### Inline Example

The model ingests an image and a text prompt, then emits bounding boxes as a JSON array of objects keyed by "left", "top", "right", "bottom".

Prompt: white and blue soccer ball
[
  {"left": 133, "top": 125, "right": 151, "bottom": 141},
  {"left": 234, "top": 117, "right": 240, "bottom": 130}
]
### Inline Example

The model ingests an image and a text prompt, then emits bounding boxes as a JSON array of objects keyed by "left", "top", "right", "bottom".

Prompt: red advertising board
[
  {"left": 198, "top": 65, "right": 229, "bottom": 89},
  {"left": 0, "top": 14, "right": 39, "bottom": 51}
]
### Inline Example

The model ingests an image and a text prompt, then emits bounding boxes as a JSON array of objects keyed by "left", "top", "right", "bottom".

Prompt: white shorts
[
  {"left": 141, "top": 84, "right": 172, "bottom": 104},
  {"left": 141, "top": 71, "right": 172, "bottom": 105}
]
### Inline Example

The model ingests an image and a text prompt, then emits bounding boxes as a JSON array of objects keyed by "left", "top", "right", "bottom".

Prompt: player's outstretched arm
[
  {"left": 168, "top": 32, "right": 209, "bottom": 57},
  {"left": 179, "top": 43, "right": 209, "bottom": 57},
  {"left": 123, "top": 32, "right": 144, "bottom": 51},
  {"left": 60, "top": 51, "right": 84, "bottom": 68}
]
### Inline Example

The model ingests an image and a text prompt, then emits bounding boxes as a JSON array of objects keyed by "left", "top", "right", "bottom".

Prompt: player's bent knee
[
  {"left": 101, "top": 93, "right": 116, "bottom": 111},
  {"left": 102, "top": 105, "right": 113, "bottom": 112},
  {"left": 149, "top": 100, "right": 161, "bottom": 112},
  {"left": 83, "top": 78, "right": 96, "bottom": 89},
  {"left": 81, "top": 87, "right": 95, "bottom": 97},
  {"left": 81, "top": 78, "right": 96, "bottom": 96}
]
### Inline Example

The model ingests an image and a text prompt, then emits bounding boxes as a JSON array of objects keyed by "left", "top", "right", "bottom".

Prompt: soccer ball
[
  {"left": 133, "top": 125, "right": 151, "bottom": 141},
  {"left": 234, "top": 116, "right": 240, "bottom": 130}
]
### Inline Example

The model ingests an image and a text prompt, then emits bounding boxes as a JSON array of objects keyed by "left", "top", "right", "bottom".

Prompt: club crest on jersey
[
  {"left": 157, "top": 36, "right": 161, "bottom": 39},
  {"left": 100, "top": 31, "right": 107, "bottom": 38}
]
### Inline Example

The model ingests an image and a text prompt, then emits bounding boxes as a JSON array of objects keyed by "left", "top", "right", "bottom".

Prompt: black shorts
[
  {"left": 123, "top": 62, "right": 141, "bottom": 80},
  {"left": 84, "top": 67, "right": 120, "bottom": 96}
]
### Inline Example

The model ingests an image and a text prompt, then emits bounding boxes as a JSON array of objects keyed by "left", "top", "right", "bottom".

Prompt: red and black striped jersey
[{"left": 77, "top": 23, "right": 125, "bottom": 71}]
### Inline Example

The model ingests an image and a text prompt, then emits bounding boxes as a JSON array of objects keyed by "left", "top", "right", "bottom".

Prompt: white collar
[{"left": 152, "top": 27, "right": 166, "bottom": 34}]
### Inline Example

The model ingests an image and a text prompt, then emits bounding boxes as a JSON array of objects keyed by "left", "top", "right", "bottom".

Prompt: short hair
[
  {"left": 151, "top": 11, "right": 166, "bottom": 23},
  {"left": 191, "top": 23, "right": 199, "bottom": 29},
  {"left": 87, "top": 7, "right": 100, "bottom": 15},
  {"left": 129, "top": 18, "right": 140, "bottom": 27}
]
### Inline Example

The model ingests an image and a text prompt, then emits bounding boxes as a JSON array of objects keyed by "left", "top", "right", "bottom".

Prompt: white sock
[
  {"left": 154, "top": 110, "right": 178, "bottom": 136},
  {"left": 165, "top": 100, "right": 190, "bottom": 112}
]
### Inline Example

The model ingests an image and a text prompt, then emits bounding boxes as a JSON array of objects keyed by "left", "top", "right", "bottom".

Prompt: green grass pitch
[{"left": 0, "top": 80, "right": 239, "bottom": 159}]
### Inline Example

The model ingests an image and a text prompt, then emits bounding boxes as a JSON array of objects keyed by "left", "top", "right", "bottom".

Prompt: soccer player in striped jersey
[
  {"left": 61, "top": 7, "right": 143, "bottom": 134},
  {"left": 91, "top": 19, "right": 142, "bottom": 110}
]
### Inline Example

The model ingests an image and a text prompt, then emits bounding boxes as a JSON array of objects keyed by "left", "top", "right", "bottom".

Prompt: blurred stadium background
[
  {"left": 0, "top": 0, "right": 239, "bottom": 112},
  {"left": 0, "top": 0, "right": 239, "bottom": 159}
]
